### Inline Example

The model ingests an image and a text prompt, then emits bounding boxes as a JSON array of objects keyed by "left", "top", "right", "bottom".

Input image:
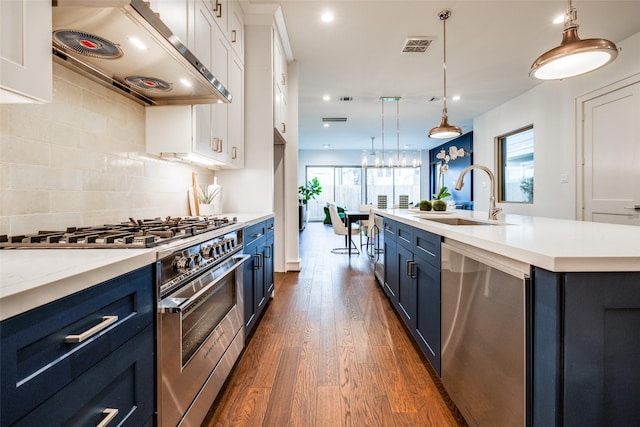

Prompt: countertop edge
[{"left": 374, "top": 209, "right": 640, "bottom": 273}]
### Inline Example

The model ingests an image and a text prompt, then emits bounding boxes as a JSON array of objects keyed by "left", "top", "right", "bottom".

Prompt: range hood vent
[
  {"left": 322, "top": 117, "right": 348, "bottom": 122},
  {"left": 52, "top": 0, "right": 231, "bottom": 106}
]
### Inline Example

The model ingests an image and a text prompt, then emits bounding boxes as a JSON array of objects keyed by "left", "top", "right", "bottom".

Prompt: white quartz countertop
[
  {"left": 0, "top": 212, "right": 273, "bottom": 321},
  {"left": 375, "top": 209, "right": 640, "bottom": 273}
]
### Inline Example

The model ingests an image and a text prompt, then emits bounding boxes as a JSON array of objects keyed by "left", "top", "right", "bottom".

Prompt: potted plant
[
  {"left": 198, "top": 184, "right": 221, "bottom": 215},
  {"left": 298, "top": 177, "right": 322, "bottom": 230}
]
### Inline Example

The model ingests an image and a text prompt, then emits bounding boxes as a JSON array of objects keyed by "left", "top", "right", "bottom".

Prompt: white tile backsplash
[{"left": 0, "top": 63, "right": 214, "bottom": 236}]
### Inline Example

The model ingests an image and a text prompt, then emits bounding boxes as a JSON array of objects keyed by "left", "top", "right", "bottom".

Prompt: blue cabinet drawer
[
  {"left": 265, "top": 217, "right": 275, "bottom": 237},
  {"left": 414, "top": 229, "right": 441, "bottom": 267},
  {"left": 12, "top": 325, "right": 154, "bottom": 427},
  {"left": 396, "top": 222, "right": 414, "bottom": 250},
  {"left": 244, "top": 221, "right": 266, "bottom": 249},
  {"left": 0, "top": 265, "right": 153, "bottom": 426},
  {"left": 383, "top": 218, "right": 397, "bottom": 241}
]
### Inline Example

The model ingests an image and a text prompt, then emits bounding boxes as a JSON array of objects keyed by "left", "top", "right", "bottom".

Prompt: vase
[
  {"left": 208, "top": 177, "right": 222, "bottom": 214},
  {"left": 199, "top": 204, "right": 217, "bottom": 216}
]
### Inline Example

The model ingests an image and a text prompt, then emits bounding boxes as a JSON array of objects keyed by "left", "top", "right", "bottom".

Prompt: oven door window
[{"left": 179, "top": 271, "right": 235, "bottom": 365}]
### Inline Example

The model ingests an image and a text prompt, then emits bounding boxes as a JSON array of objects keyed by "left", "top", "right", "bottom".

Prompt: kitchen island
[{"left": 374, "top": 208, "right": 640, "bottom": 427}]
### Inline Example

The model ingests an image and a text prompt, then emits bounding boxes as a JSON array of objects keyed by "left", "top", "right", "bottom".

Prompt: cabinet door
[
  {"left": 228, "top": 53, "right": 244, "bottom": 168},
  {"left": 0, "top": 266, "right": 153, "bottom": 426},
  {"left": 384, "top": 238, "right": 398, "bottom": 303},
  {"left": 0, "top": 0, "right": 51, "bottom": 103},
  {"left": 229, "top": 0, "right": 244, "bottom": 59},
  {"left": 12, "top": 326, "right": 154, "bottom": 427},
  {"left": 415, "top": 257, "right": 441, "bottom": 375},
  {"left": 562, "top": 272, "right": 640, "bottom": 426},
  {"left": 208, "top": 0, "right": 229, "bottom": 36},
  {"left": 193, "top": 0, "right": 215, "bottom": 158},
  {"left": 148, "top": 0, "right": 188, "bottom": 47},
  {"left": 254, "top": 242, "right": 266, "bottom": 314},
  {"left": 211, "top": 28, "right": 231, "bottom": 163},
  {"left": 397, "top": 244, "right": 416, "bottom": 330},
  {"left": 264, "top": 237, "right": 274, "bottom": 296},
  {"left": 243, "top": 246, "right": 256, "bottom": 333}
]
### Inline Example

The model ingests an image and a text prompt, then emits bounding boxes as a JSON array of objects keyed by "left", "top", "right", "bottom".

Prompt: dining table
[{"left": 345, "top": 210, "right": 370, "bottom": 256}]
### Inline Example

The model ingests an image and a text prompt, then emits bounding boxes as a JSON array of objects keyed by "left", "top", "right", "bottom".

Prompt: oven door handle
[{"left": 159, "top": 253, "right": 250, "bottom": 314}]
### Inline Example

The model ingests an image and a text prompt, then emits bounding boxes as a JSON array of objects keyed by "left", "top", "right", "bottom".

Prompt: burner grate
[{"left": 0, "top": 216, "right": 237, "bottom": 249}]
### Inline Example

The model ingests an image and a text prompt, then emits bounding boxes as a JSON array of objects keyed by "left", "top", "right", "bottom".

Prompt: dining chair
[
  {"left": 362, "top": 208, "right": 376, "bottom": 256},
  {"left": 328, "top": 205, "right": 360, "bottom": 254}
]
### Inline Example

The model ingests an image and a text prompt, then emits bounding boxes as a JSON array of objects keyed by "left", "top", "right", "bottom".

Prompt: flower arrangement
[{"left": 434, "top": 146, "right": 467, "bottom": 200}]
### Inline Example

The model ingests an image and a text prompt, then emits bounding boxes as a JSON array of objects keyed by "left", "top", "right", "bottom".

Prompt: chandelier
[{"left": 362, "top": 97, "right": 421, "bottom": 168}]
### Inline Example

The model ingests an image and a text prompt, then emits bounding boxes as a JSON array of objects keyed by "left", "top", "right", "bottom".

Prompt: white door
[{"left": 582, "top": 80, "right": 640, "bottom": 225}]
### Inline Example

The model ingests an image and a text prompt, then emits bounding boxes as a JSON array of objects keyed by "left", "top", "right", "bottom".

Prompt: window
[
  {"left": 304, "top": 165, "right": 421, "bottom": 221},
  {"left": 497, "top": 126, "right": 534, "bottom": 203},
  {"left": 306, "top": 166, "right": 362, "bottom": 221},
  {"left": 365, "top": 167, "right": 420, "bottom": 206}
]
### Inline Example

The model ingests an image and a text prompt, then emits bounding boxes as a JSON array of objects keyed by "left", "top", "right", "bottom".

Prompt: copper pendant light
[
  {"left": 530, "top": 0, "right": 618, "bottom": 80},
  {"left": 429, "top": 10, "right": 462, "bottom": 140}
]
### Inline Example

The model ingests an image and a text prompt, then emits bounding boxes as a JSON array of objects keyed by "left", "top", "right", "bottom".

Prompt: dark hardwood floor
[{"left": 203, "top": 222, "right": 464, "bottom": 427}]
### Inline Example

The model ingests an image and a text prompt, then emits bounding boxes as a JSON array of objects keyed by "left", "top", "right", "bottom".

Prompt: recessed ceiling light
[
  {"left": 323, "top": 95, "right": 331, "bottom": 101},
  {"left": 553, "top": 14, "right": 565, "bottom": 24},
  {"left": 321, "top": 12, "right": 334, "bottom": 23},
  {"left": 323, "top": 123, "right": 329, "bottom": 128},
  {"left": 452, "top": 95, "right": 461, "bottom": 101},
  {"left": 128, "top": 36, "right": 148, "bottom": 50}
]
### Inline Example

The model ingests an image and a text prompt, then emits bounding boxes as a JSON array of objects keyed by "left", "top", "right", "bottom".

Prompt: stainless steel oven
[{"left": 156, "top": 229, "right": 249, "bottom": 427}]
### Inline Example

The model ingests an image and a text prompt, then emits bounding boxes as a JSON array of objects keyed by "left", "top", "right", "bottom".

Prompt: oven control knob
[
  {"left": 174, "top": 256, "right": 194, "bottom": 271},
  {"left": 215, "top": 244, "right": 224, "bottom": 257},
  {"left": 201, "top": 245, "right": 214, "bottom": 259},
  {"left": 191, "top": 253, "right": 202, "bottom": 265}
]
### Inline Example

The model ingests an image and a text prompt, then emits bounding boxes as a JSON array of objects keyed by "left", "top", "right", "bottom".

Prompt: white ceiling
[{"left": 250, "top": 0, "right": 640, "bottom": 152}]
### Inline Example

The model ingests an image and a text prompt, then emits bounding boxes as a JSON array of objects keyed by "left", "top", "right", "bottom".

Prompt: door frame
[{"left": 575, "top": 72, "right": 640, "bottom": 220}]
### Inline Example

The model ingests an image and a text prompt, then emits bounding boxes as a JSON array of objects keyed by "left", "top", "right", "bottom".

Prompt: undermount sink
[{"left": 426, "top": 217, "right": 503, "bottom": 226}]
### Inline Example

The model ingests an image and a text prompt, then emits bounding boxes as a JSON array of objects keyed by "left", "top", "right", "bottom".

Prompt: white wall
[
  {"left": 473, "top": 32, "right": 640, "bottom": 219},
  {"left": 0, "top": 63, "right": 213, "bottom": 235}
]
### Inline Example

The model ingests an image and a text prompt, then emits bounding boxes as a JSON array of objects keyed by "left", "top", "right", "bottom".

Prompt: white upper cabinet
[
  {"left": 273, "top": 32, "right": 288, "bottom": 143},
  {"left": 226, "top": 52, "right": 244, "bottom": 168},
  {"left": 145, "top": 0, "right": 244, "bottom": 168},
  {"left": 208, "top": 0, "right": 230, "bottom": 36},
  {"left": 229, "top": 0, "right": 245, "bottom": 60},
  {"left": 0, "top": 0, "right": 52, "bottom": 103},
  {"left": 147, "top": 0, "right": 189, "bottom": 47}
]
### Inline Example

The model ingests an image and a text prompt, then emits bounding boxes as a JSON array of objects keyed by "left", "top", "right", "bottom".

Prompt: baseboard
[{"left": 285, "top": 258, "right": 302, "bottom": 271}]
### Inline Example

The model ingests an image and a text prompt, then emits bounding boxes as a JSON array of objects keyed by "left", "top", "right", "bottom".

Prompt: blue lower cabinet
[
  {"left": 12, "top": 325, "right": 154, "bottom": 427},
  {"left": 381, "top": 221, "right": 443, "bottom": 375},
  {"left": 243, "top": 218, "right": 275, "bottom": 339},
  {"left": 0, "top": 265, "right": 154, "bottom": 426}
]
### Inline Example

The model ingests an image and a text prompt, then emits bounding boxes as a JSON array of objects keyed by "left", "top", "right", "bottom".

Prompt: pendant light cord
[
  {"left": 439, "top": 10, "right": 450, "bottom": 117},
  {"left": 396, "top": 99, "right": 400, "bottom": 163}
]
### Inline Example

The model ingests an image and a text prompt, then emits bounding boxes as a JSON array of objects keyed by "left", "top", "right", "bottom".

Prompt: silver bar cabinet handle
[
  {"left": 65, "top": 316, "right": 118, "bottom": 343},
  {"left": 96, "top": 408, "right": 119, "bottom": 427}
]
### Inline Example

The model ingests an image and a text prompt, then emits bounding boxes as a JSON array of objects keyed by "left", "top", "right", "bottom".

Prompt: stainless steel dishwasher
[{"left": 441, "top": 240, "right": 530, "bottom": 427}]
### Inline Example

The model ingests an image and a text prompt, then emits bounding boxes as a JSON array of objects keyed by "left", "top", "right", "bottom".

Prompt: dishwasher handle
[{"left": 442, "top": 241, "right": 530, "bottom": 279}]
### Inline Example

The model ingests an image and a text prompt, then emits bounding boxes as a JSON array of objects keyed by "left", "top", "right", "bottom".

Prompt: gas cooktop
[{"left": 0, "top": 216, "right": 237, "bottom": 249}]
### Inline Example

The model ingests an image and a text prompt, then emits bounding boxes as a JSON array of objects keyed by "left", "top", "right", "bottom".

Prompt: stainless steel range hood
[{"left": 52, "top": 0, "right": 231, "bottom": 105}]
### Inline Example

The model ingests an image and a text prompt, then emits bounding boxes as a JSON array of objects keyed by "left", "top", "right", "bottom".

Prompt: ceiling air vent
[
  {"left": 339, "top": 96, "right": 353, "bottom": 102},
  {"left": 402, "top": 37, "right": 434, "bottom": 53},
  {"left": 322, "top": 117, "right": 347, "bottom": 122}
]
